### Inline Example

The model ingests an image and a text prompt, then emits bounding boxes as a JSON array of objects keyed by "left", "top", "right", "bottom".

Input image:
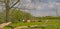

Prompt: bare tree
[{"left": 0, "top": 0, "right": 20, "bottom": 22}]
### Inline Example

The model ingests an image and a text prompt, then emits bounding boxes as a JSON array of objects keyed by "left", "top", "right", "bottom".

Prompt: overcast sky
[
  {"left": 17, "top": 0, "right": 60, "bottom": 17},
  {"left": 0, "top": 0, "right": 60, "bottom": 17}
]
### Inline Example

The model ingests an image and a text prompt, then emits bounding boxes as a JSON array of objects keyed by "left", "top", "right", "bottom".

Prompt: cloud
[
  {"left": 19, "top": 0, "right": 60, "bottom": 17},
  {"left": 56, "top": 3, "right": 60, "bottom": 5},
  {"left": 48, "top": 2, "right": 55, "bottom": 8}
]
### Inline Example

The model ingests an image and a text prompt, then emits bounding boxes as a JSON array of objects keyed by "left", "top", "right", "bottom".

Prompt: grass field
[{"left": 4, "top": 20, "right": 60, "bottom": 29}]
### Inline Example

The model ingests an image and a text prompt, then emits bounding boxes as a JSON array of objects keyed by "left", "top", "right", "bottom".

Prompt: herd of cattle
[{"left": 20, "top": 19, "right": 42, "bottom": 22}]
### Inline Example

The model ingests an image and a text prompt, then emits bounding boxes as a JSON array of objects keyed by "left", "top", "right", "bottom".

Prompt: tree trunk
[
  {"left": 5, "top": 0, "right": 10, "bottom": 22},
  {"left": 4, "top": 0, "right": 20, "bottom": 22}
]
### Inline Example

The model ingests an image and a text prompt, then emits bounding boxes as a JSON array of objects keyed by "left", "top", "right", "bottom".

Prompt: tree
[
  {"left": 9, "top": 8, "right": 33, "bottom": 22},
  {"left": 0, "top": 0, "right": 20, "bottom": 22}
]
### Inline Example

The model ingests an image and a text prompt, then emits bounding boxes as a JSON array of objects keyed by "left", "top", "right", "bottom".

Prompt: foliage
[
  {"left": 9, "top": 8, "right": 33, "bottom": 22},
  {"left": 36, "top": 16, "right": 60, "bottom": 20},
  {"left": 0, "top": 8, "right": 33, "bottom": 23}
]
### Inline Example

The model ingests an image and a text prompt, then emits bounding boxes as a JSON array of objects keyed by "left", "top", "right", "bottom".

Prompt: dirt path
[
  {"left": 14, "top": 26, "right": 28, "bottom": 29},
  {"left": 14, "top": 25, "right": 39, "bottom": 29},
  {"left": 0, "top": 22, "right": 12, "bottom": 29}
]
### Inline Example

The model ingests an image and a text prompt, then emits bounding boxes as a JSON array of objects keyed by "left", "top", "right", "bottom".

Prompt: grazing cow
[
  {"left": 22, "top": 19, "right": 42, "bottom": 22},
  {"left": 38, "top": 20, "right": 42, "bottom": 22},
  {"left": 27, "top": 20, "right": 31, "bottom": 22}
]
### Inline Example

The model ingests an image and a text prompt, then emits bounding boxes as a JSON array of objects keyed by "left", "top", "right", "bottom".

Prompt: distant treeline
[{"left": 36, "top": 16, "right": 60, "bottom": 20}]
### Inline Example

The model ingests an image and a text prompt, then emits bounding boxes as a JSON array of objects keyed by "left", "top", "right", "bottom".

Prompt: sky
[
  {"left": 17, "top": 0, "right": 60, "bottom": 17},
  {"left": 0, "top": 0, "right": 60, "bottom": 17}
]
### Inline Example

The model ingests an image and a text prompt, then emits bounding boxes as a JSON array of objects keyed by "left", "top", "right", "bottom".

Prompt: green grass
[
  {"left": 4, "top": 20, "right": 60, "bottom": 29},
  {"left": 11, "top": 22, "right": 43, "bottom": 27},
  {"left": 4, "top": 27, "right": 13, "bottom": 29}
]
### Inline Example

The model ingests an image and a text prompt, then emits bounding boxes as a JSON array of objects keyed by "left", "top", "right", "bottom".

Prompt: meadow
[{"left": 4, "top": 19, "right": 60, "bottom": 29}]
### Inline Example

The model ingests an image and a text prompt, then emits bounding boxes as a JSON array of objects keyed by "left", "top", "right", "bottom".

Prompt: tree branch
[
  {"left": 10, "top": 0, "right": 20, "bottom": 9},
  {"left": 0, "top": 1, "right": 4, "bottom": 3}
]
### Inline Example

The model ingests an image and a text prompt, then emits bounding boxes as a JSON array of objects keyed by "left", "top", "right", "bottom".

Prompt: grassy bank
[{"left": 4, "top": 20, "right": 60, "bottom": 29}]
